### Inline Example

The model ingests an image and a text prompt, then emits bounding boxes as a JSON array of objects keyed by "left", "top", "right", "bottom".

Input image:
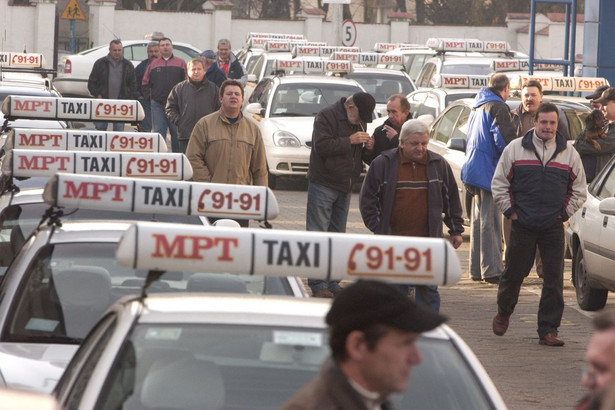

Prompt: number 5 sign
[{"left": 342, "top": 19, "right": 357, "bottom": 47}]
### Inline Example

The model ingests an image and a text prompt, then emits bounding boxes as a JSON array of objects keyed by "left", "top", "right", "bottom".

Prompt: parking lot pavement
[{"left": 271, "top": 179, "right": 615, "bottom": 410}]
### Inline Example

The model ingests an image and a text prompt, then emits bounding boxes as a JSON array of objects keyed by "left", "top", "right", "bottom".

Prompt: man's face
[
  {"left": 220, "top": 85, "right": 243, "bottom": 112},
  {"left": 345, "top": 102, "right": 362, "bottom": 125},
  {"left": 158, "top": 40, "right": 173, "bottom": 58},
  {"left": 399, "top": 132, "right": 429, "bottom": 162},
  {"left": 582, "top": 329, "right": 615, "bottom": 398},
  {"left": 109, "top": 43, "right": 122, "bottom": 62},
  {"left": 217, "top": 43, "right": 231, "bottom": 61},
  {"left": 387, "top": 98, "right": 409, "bottom": 128},
  {"left": 604, "top": 100, "right": 615, "bottom": 122},
  {"left": 188, "top": 62, "right": 205, "bottom": 83},
  {"left": 533, "top": 111, "right": 558, "bottom": 141},
  {"left": 590, "top": 100, "right": 604, "bottom": 112},
  {"left": 147, "top": 46, "right": 160, "bottom": 61},
  {"left": 359, "top": 329, "right": 422, "bottom": 397},
  {"left": 522, "top": 86, "right": 543, "bottom": 114}
]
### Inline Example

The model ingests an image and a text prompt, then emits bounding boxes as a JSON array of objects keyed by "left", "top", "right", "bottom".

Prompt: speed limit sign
[{"left": 341, "top": 19, "right": 357, "bottom": 47}]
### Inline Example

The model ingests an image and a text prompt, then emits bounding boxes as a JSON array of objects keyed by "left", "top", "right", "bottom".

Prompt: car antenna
[{"left": 140, "top": 270, "right": 165, "bottom": 300}]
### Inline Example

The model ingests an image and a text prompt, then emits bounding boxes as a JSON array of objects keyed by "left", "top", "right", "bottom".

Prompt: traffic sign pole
[{"left": 70, "top": 20, "right": 76, "bottom": 53}]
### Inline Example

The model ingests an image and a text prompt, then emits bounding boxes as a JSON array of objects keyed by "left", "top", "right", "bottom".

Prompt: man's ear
[{"left": 345, "top": 330, "right": 368, "bottom": 361}]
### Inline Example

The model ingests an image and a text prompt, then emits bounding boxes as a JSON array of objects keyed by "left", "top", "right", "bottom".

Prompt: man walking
[
  {"left": 282, "top": 280, "right": 446, "bottom": 410},
  {"left": 461, "top": 73, "right": 516, "bottom": 284},
  {"left": 142, "top": 37, "right": 187, "bottom": 153},
  {"left": 166, "top": 58, "right": 220, "bottom": 153},
  {"left": 186, "top": 79, "right": 267, "bottom": 226},
  {"left": 200, "top": 49, "right": 226, "bottom": 88},
  {"left": 362, "top": 94, "right": 412, "bottom": 164},
  {"left": 216, "top": 39, "right": 247, "bottom": 86},
  {"left": 87, "top": 39, "right": 137, "bottom": 131},
  {"left": 135, "top": 42, "right": 160, "bottom": 132},
  {"left": 306, "top": 92, "right": 375, "bottom": 298},
  {"left": 491, "top": 102, "right": 586, "bottom": 346},
  {"left": 359, "top": 119, "right": 464, "bottom": 311}
]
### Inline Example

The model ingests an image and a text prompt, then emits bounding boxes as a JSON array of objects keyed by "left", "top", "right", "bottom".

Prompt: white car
[
  {"left": 567, "top": 156, "right": 615, "bottom": 311},
  {"left": 54, "top": 40, "right": 202, "bottom": 97},
  {"left": 243, "top": 74, "right": 366, "bottom": 188}
]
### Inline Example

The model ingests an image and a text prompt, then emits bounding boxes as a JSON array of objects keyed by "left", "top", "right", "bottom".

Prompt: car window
[
  {"left": 417, "top": 63, "right": 436, "bottom": 88},
  {"left": 452, "top": 107, "right": 471, "bottom": 141},
  {"left": 441, "top": 63, "right": 491, "bottom": 76},
  {"left": 173, "top": 46, "right": 201, "bottom": 62},
  {"left": 346, "top": 73, "right": 414, "bottom": 104},
  {"left": 433, "top": 106, "right": 464, "bottom": 144},
  {"left": 124, "top": 44, "right": 147, "bottom": 62},
  {"left": 407, "top": 54, "right": 433, "bottom": 81},
  {"left": 270, "top": 83, "right": 362, "bottom": 117},
  {"left": 564, "top": 109, "right": 589, "bottom": 141},
  {"left": 419, "top": 94, "right": 439, "bottom": 117},
  {"left": 249, "top": 55, "right": 265, "bottom": 77},
  {"left": 408, "top": 92, "right": 427, "bottom": 118},
  {"left": 249, "top": 78, "right": 271, "bottom": 104},
  {"left": 596, "top": 163, "right": 615, "bottom": 199}
]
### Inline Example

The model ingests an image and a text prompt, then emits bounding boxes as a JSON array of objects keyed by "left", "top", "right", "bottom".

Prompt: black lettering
[
  {"left": 142, "top": 186, "right": 154, "bottom": 204},
  {"left": 152, "top": 187, "right": 164, "bottom": 205},
  {"left": 263, "top": 239, "right": 278, "bottom": 264},
  {"left": 277, "top": 242, "right": 293, "bottom": 265}
]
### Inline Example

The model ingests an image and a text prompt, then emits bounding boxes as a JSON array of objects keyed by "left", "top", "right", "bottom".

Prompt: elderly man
[
  {"left": 216, "top": 39, "right": 247, "bottom": 86},
  {"left": 200, "top": 49, "right": 226, "bottom": 88},
  {"left": 282, "top": 280, "right": 446, "bottom": 410},
  {"left": 492, "top": 102, "right": 586, "bottom": 346},
  {"left": 359, "top": 119, "right": 463, "bottom": 311},
  {"left": 362, "top": 94, "right": 412, "bottom": 164}
]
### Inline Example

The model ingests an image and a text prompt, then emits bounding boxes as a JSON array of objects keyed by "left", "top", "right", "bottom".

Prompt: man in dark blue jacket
[
  {"left": 461, "top": 73, "right": 516, "bottom": 284},
  {"left": 200, "top": 49, "right": 226, "bottom": 87}
]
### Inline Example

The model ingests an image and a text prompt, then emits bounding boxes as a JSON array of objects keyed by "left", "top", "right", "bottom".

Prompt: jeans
[
  {"left": 306, "top": 181, "right": 351, "bottom": 293},
  {"left": 469, "top": 188, "right": 503, "bottom": 280},
  {"left": 396, "top": 285, "right": 441, "bottom": 312},
  {"left": 497, "top": 219, "right": 565, "bottom": 338},
  {"left": 151, "top": 100, "right": 179, "bottom": 153},
  {"left": 139, "top": 98, "right": 152, "bottom": 132},
  {"left": 93, "top": 121, "right": 125, "bottom": 132}
]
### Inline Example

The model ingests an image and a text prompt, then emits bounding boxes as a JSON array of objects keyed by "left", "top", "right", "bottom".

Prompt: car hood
[
  {"left": 0, "top": 342, "right": 78, "bottom": 394},
  {"left": 267, "top": 117, "right": 315, "bottom": 143}
]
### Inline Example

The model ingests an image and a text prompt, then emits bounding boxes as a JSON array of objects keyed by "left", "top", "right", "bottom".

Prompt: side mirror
[
  {"left": 447, "top": 138, "right": 466, "bottom": 152},
  {"left": 599, "top": 197, "right": 615, "bottom": 216},
  {"left": 247, "top": 74, "right": 257, "bottom": 83},
  {"left": 244, "top": 102, "right": 263, "bottom": 115}
]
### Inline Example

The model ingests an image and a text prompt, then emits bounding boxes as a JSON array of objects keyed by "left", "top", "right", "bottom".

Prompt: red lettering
[
  {"left": 62, "top": 181, "right": 132, "bottom": 202},
  {"left": 18, "top": 133, "right": 62, "bottom": 147},
  {"left": 151, "top": 234, "right": 238, "bottom": 261},
  {"left": 13, "top": 100, "right": 53, "bottom": 112}
]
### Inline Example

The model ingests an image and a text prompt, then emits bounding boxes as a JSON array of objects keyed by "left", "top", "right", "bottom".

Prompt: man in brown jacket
[
  {"left": 282, "top": 280, "right": 446, "bottom": 410},
  {"left": 186, "top": 79, "right": 267, "bottom": 226}
]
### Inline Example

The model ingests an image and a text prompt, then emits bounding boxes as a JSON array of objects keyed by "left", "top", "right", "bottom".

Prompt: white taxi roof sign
[
  {"left": 509, "top": 75, "right": 609, "bottom": 92},
  {"left": 490, "top": 59, "right": 561, "bottom": 73},
  {"left": 1, "top": 96, "right": 145, "bottom": 122},
  {"left": 43, "top": 173, "right": 279, "bottom": 220},
  {"left": 434, "top": 74, "right": 490, "bottom": 89},
  {"left": 2, "top": 149, "right": 193, "bottom": 180},
  {"left": 264, "top": 41, "right": 293, "bottom": 52},
  {"left": 426, "top": 38, "right": 509, "bottom": 53},
  {"left": 329, "top": 52, "right": 403, "bottom": 66},
  {"left": 273, "top": 59, "right": 352, "bottom": 74},
  {"left": 292, "top": 46, "right": 360, "bottom": 58},
  {"left": 247, "top": 32, "right": 305, "bottom": 41},
  {"left": 116, "top": 222, "right": 462, "bottom": 286},
  {"left": 5, "top": 128, "right": 168, "bottom": 152},
  {"left": 0, "top": 52, "right": 46, "bottom": 69}
]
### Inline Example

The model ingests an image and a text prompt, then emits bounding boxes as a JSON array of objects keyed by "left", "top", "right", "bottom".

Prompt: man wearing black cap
[
  {"left": 576, "top": 87, "right": 615, "bottom": 180},
  {"left": 282, "top": 280, "right": 446, "bottom": 409},
  {"left": 306, "top": 92, "right": 376, "bottom": 298},
  {"left": 586, "top": 85, "right": 609, "bottom": 111},
  {"left": 200, "top": 49, "right": 226, "bottom": 88}
]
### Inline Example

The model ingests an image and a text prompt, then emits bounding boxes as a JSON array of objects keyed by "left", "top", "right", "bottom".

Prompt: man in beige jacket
[{"left": 186, "top": 79, "right": 268, "bottom": 226}]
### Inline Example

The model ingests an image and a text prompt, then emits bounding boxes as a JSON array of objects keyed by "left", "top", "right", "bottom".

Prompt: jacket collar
[{"left": 521, "top": 128, "right": 567, "bottom": 153}]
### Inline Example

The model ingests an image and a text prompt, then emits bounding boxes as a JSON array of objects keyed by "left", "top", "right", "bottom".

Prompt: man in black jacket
[
  {"left": 87, "top": 39, "right": 137, "bottom": 131},
  {"left": 306, "top": 92, "right": 375, "bottom": 298},
  {"left": 362, "top": 94, "right": 412, "bottom": 164}
]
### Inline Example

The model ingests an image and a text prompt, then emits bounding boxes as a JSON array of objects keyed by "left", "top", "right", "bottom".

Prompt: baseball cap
[
  {"left": 326, "top": 280, "right": 447, "bottom": 334},
  {"left": 200, "top": 50, "right": 216, "bottom": 60},
  {"left": 586, "top": 85, "right": 610, "bottom": 101},
  {"left": 595, "top": 87, "right": 615, "bottom": 105},
  {"left": 352, "top": 92, "right": 376, "bottom": 124}
]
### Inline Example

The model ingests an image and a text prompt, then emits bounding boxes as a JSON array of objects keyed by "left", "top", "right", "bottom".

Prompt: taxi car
[
  {"left": 567, "top": 156, "right": 615, "bottom": 311},
  {"left": 51, "top": 221, "right": 505, "bottom": 410},
  {"left": 243, "top": 59, "right": 366, "bottom": 188},
  {"left": 54, "top": 39, "right": 202, "bottom": 97},
  {"left": 379, "top": 44, "right": 436, "bottom": 81},
  {"left": 237, "top": 32, "right": 307, "bottom": 73}
]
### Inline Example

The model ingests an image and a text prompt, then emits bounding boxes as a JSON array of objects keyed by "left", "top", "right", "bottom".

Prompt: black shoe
[
  {"left": 484, "top": 276, "right": 500, "bottom": 284},
  {"left": 470, "top": 277, "right": 482, "bottom": 282}
]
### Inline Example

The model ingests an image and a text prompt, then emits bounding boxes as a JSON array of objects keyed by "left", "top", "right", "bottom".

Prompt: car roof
[
  {"left": 72, "top": 40, "right": 199, "bottom": 56},
  {"left": 274, "top": 74, "right": 361, "bottom": 86},
  {"left": 43, "top": 220, "right": 132, "bottom": 243}
]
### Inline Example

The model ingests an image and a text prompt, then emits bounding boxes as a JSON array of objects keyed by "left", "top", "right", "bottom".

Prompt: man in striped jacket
[{"left": 491, "top": 102, "right": 587, "bottom": 347}]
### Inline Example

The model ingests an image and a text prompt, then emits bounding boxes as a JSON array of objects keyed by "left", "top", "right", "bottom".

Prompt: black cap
[
  {"left": 586, "top": 85, "right": 610, "bottom": 100},
  {"left": 352, "top": 92, "right": 376, "bottom": 123},
  {"left": 200, "top": 50, "right": 216, "bottom": 60},
  {"left": 326, "top": 280, "right": 447, "bottom": 334},
  {"left": 596, "top": 87, "right": 615, "bottom": 104}
]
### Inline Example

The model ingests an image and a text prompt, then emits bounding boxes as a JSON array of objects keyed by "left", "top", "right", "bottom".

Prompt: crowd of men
[{"left": 87, "top": 37, "right": 615, "bottom": 407}]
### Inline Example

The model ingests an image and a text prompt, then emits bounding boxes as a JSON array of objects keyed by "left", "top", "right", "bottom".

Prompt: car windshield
[
  {"left": 0, "top": 203, "right": 205, "bottom": 276},
  {"left": 270, "top": 83, "right": 362, "bottom": 117},
  {"left": 5, "top": 243, "right": 293, "bottom": 343},
  {"left": 346, "top": 72, "right": 415, "bottom": 103},
  {"left": 93, "top": 324, "right": 494, "bottom": 410},
  {"left": 441, "top": 64, "right": 491, "bottom": 76},
  {"left": 445, "top": 93, "right": 477, "bottom": 106}
]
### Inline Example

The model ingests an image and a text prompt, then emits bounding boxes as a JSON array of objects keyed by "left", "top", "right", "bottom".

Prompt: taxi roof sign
[
  {"left": 433, "top": 74, "right": 490, "bottom": 89},
  {"left": 0, "top": 53, "right": 46, "bottom": 69},
  {"left": 116, "top": 222, "right": 462, "bottom": 286},
  {"left": 1, "top": 96, "right": 145, "bottom": 122},
  {"left": 273, "top": 59, "right": 352, "bottom": 74},
  {"left": 2, "top": 150, "right": 193, "bottom": 180},
  {"left": 5, "top": 128, "right": 168, "bottom": 152},
  {"left": 292, "top": 46, "right": 360, "bottom": 58},
  {"left": 509, "top": 75, "right": 609, "bottom": 92},
  {"left": 43, "top": 173, "right": 279, "bottom": 220},
  {"left": 426, "top": 38, "right": 509, "bottom": 53},
  {"left": 329, "top": 52, "right": 402, "bottom": 66}
]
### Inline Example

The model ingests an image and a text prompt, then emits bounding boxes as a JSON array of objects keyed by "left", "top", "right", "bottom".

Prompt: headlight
[{"left": 273, "top": 130, "right": 301, "bottom": 147}]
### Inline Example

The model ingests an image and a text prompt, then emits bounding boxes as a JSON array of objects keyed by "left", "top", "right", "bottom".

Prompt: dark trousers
[{"left": 497, "top": 219, "right": 564, "bottom": 338}]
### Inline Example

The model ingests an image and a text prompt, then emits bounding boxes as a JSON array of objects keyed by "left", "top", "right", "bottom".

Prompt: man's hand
[
  {"left": 510, "top": 212, "right": 518, "bottom": 220},
  {"left": 364, "top": 136, "right": 375, "bottom": 150},
  {"left": 449, "top": 235, "right": 463, "bottom": 249},
  {"left": 349, "top": 131, "right": 371, "bottom": 145},
  {"left": 383, "top": 124, "right": 398, "bottom": 140}
]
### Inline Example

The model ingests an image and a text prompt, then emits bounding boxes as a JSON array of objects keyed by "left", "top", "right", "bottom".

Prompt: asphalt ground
[{"left": 266, "top": 177, "right": 615, "bottom": 410}]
